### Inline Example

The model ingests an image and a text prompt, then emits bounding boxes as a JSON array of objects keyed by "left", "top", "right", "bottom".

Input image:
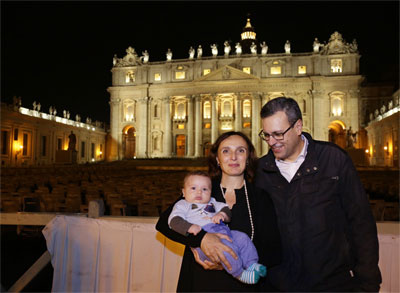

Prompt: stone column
[
  {"left": 187, "top": 95, "right": 194, "bottom": 157},
  {"left": 261, "top": 94, "right": 269, "bottom": 156},
  {"left": 234, "top": 93, "right": 242, "bottom": 131},
  {"left": 251, "top": 93, "right": 261, "bottom": 155},
  {"left": 109, "top": 98, "right": 121, "bottom": 161},
  {"left": 312, "top": 90, "right": 328, "bottom": 140},
  {"left": 194, "top": 95, "right": 202, "bottom": 157},
  {"left": 137, "top": 97, "right": 148, "bottom": 158},
  {"left": 211, "top": 95, "right": 218, "bottom": 144},
  {"left": 348, "top": 89, "right": 360, "bottom": 132},
  {"left": 163, "top": 96, "right": 172, "bottom": 157}
]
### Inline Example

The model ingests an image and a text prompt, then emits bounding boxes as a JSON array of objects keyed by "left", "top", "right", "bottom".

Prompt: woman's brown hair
[{"left": 207, "top": 131, "right": 258, "bottom": 181}]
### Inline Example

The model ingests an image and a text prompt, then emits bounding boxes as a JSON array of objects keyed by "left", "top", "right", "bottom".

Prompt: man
[{"left": 255, "top": 97, "right": 381, "bottom": 291}]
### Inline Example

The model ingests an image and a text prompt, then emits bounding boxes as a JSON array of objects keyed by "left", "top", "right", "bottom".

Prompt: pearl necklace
[{"left": 220, "top": 180, "right": 254, "bottom": 241}]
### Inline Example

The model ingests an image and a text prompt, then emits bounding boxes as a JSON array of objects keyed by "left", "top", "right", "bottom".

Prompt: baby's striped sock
[
  {"left": 247, "top": 263, "right": 267, "bottom": 277},
  {"left": 238, "top": 269, "right": 260, "bottom": 284}
]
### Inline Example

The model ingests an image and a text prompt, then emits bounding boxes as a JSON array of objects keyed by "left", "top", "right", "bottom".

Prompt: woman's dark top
[{"left": 155, "top": 178, "right": 281, "bottom": 292}]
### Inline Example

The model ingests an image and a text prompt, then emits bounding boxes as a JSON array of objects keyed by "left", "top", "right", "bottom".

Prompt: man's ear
[
  {"left": 295, "top": 119, "right": 303, "bottom": 135},
  {"left": 181, "top": 189, "right": 185, "bottom": 198}
]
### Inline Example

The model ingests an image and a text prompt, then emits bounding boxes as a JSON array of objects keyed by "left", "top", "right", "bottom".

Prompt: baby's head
[{"left": 182, "top": 171, "right": 212, "bottom": 204}]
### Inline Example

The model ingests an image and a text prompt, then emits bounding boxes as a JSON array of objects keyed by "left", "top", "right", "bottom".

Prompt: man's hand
[
  {"left": 188, "top": 224, "right": 202, "bottom": 235},
  {"left": 199, "top": 233, "right": 237, "bottom": 271}
]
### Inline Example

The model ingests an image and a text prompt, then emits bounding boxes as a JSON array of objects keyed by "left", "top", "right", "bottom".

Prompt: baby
[{"left": 168, "top": 171, "right": 266, "bottom": 284}]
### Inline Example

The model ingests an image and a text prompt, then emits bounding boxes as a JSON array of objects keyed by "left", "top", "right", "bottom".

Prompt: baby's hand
[
  {"left": 188, "top": 224, "right": 202, "bottom": 235},
  {"left": 211, "top": 213, "right": 226, "bottom": 224}
]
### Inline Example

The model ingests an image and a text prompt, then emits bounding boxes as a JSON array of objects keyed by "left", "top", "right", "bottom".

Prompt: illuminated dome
[{"left": 241, "top": 18, "right": 256, "bottom": 41}]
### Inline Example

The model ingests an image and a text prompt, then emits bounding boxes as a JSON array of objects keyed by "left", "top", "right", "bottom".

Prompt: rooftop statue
[
  {"left": 211, "top": 44, "right": 218, "bottom": 57},
  {"left": 37, "top": 103, "right": 41, "bottom": 112},
  {"left": 224, "top": 41, "right": 231, "bottom": 56},
  {"left": 166, "top": 48, "right": 172, "bottom": 61},
  {"left": 261, "top": 41, "right": 268, "bottom": 55},
  {"left": 141, "top": 50, "right": 149, "bottom": 63},
  {"left": 250, "top": 42, "right": 257, "bottom": 55},
  {"left": 320, "top": 31, "right": 356, "bottom": 55},
  {"left": 235, "top": 42, "right": 242, "bottom": 56},
  {"left": 188, "top": 46, "right": 195, "bottom": 59},
  {"left": 33, "top": 101, "right": 37, "bottom": 111},
  {"left": 284, "top": 40, "right": 291, "bottom": 54},
  {"left": 313, "top": 38, "right": 322, "bottom": 53},
  {"left": 197, "top": 45, "right": 203, "bottom": 59}
]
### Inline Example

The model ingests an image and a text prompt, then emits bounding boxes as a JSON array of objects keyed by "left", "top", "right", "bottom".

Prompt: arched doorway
[
  {"left": 176, "top": 135, "right": 186, "bottom": 157},
  {"left": 123, "top": 127, "right": 136, "bottom": 159},
  {"left": 328, "top": 120, "right": 346, "bottom": 149}
]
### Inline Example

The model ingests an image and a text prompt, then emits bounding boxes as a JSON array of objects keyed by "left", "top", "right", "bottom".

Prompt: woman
[{"left": 156, "top": 131, "right": 281, "bottom": 292}]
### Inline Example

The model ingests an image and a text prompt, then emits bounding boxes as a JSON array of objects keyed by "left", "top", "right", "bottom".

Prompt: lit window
[
  {"left": 203, "top": 69, "right": 211, "bottom": 76},
  {"left": 298, "top": 65, "right": 307, "bottom": 74},
  {"left": 203, "top": 101, "right": 211, "bottom": 119},
  {"left": 124, "top": 102, "right": 135, "bottom": 121},
  {"left": 178, "top": 124, "right": 185, "bottom": 129},
  {"left": 204, "top": 123, "right": 211, "bottom": 129},
  {"left": 175, "top": 71, "right": 186, "bottom": 79},
  {"left": 331, "top": 97, "right": 343, "bottom": 116},
  {"left": 270, "top": 66, "right": 281, "bottom": 75},
  {"left": 177, "top": 66, "right": 183, "bottom": 70},
  {"left": 243, "top": 122, "right": 251, "bottom": 128},
  {"left": 174, "top": 102, "right": 186, "bottom": 119},
  {"left": 243, "top": 100, "right": 251, "bottom": 118},
  {"left": 243, "top": 67, "right": 251, "bottom": 74},
  {"left": 330, "top": 59, "right": 342, "bottom": 73},
  {"left": 221, "top": 100, "right": 232, "bottom": 117},
  {"left": 154, "top": 73, "right": 161, "bottom": 81},
  {"left": 126, "top": 71, "right": 135, "bottom": 83}
]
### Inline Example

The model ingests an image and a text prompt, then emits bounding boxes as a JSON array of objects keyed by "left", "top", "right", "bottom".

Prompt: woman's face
[{"left": 216, "top": 135, "right": 249, "bottom": 178}]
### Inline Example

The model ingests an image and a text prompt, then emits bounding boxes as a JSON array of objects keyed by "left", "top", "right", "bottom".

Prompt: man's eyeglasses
[{"left": 259, "top": 120, "right": 298, "bottom": 142}]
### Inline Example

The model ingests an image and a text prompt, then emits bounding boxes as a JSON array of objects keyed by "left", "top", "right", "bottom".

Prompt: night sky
[{"left": 2, "top": 1, "right": 399, "bottom": 126}]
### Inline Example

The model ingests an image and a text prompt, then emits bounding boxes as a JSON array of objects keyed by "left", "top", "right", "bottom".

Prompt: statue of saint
[
  {"left": 346, "top": 127, "right": 357, "bottom": 148},
  {"left": 166, "top": 49, "right": 172, "bottom": 61},
  {"left": 235, "top": 42, "right": 242, "bottom": 55},
  {"left": 68, "top": 131, "right": 77, "bottom": 151},
  {"left": 33, "top": 101, "right": 37, "bottom": 111},
  {"left": 142, "top": 50, "right": 149, "bottom": 63},
  {"left": 313, "top": 38, "right": 321, "bottom": 53},
  {"left": 261, "top": 41, "right": 268, "bottom": 55},
  {"left": 188, "top": 46, "right": 195, "bottom": 59},
  {"left": 63, "top": 110, "right": 67, "bottom": 118},
  {"left": 224, "top": 41, "right": 231, "bottom": 56},
  {"left": 37, "top": 103, "right": 41, "bottom": 112},
  {"left": 250, "top": 42, "right": 257, "bottom": 55},
  {"left": 113, "top": 54, "right": 117, "bottom": 66},
  {"left": 197, "top": 45, "right": 203, "bottom": 58},
  {"left": 210, "top": 44, "right": 218, "bottom": 57},
  {"left": 349, "top": 39, "right": 358, "bottom": 53},
  {"left": 284, "top": 40, "right": 291, "bottom": 54}
]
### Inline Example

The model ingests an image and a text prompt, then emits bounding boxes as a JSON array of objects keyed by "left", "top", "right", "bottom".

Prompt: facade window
[
  {"left": 204, "top": 123, "right": 211, "bottom": 129},
  {"left": 330, "top": 92, "right": 345, "bottom": 116},
  {"left": 203, "top": 101, "right": 211, "bottom": 119},
  {"left": 243, "top": 122, "right": 251, "bottom": 128},
  {"left": 302, "top": 99, "right": 307, "bottom": 114},
  {"left": 175, "top": 102, "right": 186, "bottom": 119},
  {"left": 99, "top": 144, "right": 103, "bottom": 158},
  {"left": 298, "top": 65, "right": 307, "bottom": 74},
  {"left": 330, "top": 59, "right": 343, "bottom": 73},
  {"left": 1, "top": 130, "right": 9, "bottom": 155},
  {"left": 41, "top": 136, "right": 47, "bottom": 156},
  {"left": 91, "top": 143, "right": 95, "bottom": 159},
  {"left": 178, "top": 124, "right": 185, "bottom": 130},
  {"left": 154, "top": 73, "right": 161, "bottom": 81},
  {"left": 243, "top": 100, "right": 251, "bottom": 118},
  {"left": 221, "top": 100, "right": 232, "bottom": 117},
  {"left": 203, "top": 69, "right": 211, "bottom": 76},
  {"left": 270, "top": 66, "right": 281, "bottom": 75},
  {"left": 81, "top": 141, "right": 85, "bottom": 158},
  {"left": 57, "top": 138, "right": 62, "bottom": 150},
  {"left": 175, "top": 71, "right": 186, "bottom": 80},
  {"left": 125, "top": 71, "right": 135, "bottom": 83},
  {"left": 124, "top": 101, "right": 135, "bottom": 122},
  {"left": 243, "top": 67, "right": 251, "bottom": 74},
  {"left": 22, "top": 133, "right": 28, "bottom": 156}
]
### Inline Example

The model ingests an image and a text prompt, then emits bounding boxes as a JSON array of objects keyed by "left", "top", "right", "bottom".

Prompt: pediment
[{"left": 195, "top": 65, "right": 260, "bottom": 82}]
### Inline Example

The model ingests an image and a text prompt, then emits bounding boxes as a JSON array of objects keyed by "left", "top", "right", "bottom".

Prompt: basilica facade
[{"left": 107, "top": 19, "right": 363, "bottom": 160}]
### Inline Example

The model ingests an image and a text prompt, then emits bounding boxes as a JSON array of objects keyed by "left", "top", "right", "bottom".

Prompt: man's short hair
[{"left": 260, "top": 97, "right": 302, "bottom": 124}]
